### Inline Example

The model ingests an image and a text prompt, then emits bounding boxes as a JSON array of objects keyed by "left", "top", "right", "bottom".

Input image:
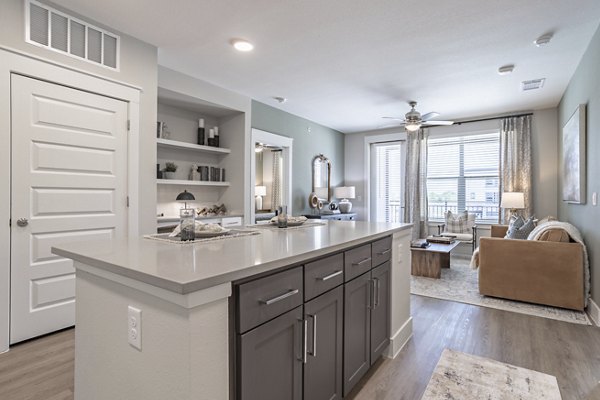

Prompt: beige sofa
[{"left": 478, "top": 225, "right": 585, "bottom": 311}]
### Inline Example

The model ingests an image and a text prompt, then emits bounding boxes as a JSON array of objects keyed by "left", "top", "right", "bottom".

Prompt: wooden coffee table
[{"left": 411, "top": 241, "right": 460, "bottom": 279}]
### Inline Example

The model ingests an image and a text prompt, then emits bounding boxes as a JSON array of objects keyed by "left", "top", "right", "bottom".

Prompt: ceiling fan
[{"left": 382, "top": 101, "right": 454, "bottom": 131}]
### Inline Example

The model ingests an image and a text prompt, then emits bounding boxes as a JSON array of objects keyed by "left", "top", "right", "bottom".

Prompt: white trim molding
[
  {"left": 588, "top": 298, "right": 600, "bottom": 327},
  {"left": 386, "top": 316, "right": 413, "bottom": 359}
]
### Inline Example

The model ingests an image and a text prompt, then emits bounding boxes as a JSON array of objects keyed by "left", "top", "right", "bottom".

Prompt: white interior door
[{"left": 10, "top": 74, "right": 128, "bottom": 344}]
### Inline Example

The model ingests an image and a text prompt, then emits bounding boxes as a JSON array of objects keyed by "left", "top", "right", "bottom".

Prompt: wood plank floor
[
  {"left": 1, "top": 296, "right": 599, "bottom": 399},
  {"left": 349, "top": 295, "right": 600, "bottom": 400}
]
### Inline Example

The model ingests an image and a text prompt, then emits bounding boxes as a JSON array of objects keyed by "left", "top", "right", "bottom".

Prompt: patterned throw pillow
[
  {"left": 445, "top": 210, "right": 469, "bottom": 233},
  {"left": 506, "top": 216, "right": 535, "bottom": 240}
]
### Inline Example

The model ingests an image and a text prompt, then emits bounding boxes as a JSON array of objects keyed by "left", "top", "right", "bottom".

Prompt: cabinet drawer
[
  {"left": 237, "top": 267, "right": 303, "bottom": 333},
  {"left": 304, "top": 253, "right": 344, "bottom": 301},
  {"left": 344, "top": 244, "right": 372, "bottom": 282},
  {"left": 372, "top": 236, "right": 392, "bottom": 267}
]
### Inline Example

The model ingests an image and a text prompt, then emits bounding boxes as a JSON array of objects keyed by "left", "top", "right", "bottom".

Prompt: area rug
[
  {"left": 421, "top": 349, "right": 562, "bottom": 399},
  {"left": 411, "top": 257, "right": 592, "bottom": 325}
]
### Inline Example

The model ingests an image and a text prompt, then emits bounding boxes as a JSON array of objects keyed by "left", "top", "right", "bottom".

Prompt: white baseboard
[
  {"left": 588, "top": 298, "right": 600, "bottom": 327},
  {"left": 386, "top": 317, "right": 413, "bottom": 359}
]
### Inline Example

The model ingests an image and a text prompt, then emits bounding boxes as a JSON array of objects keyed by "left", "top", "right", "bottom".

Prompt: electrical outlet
[{"left": 128, "top": 306, "right": 142, "bottom": 350}]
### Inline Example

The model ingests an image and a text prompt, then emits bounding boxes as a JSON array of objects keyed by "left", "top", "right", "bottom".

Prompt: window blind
[
  {"left": 427, "top": 132, "right": 500, "bottom": 223},
  {"left": 372, "top": 142, "right": 403, "bottom": 223}
]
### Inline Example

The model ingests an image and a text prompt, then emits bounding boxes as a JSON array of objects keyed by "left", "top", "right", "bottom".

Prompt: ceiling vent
[
  {"left": 521, "top": 78, "right": 545, "bottom": 91},
  {"left": 25, "top": 0, "right": 120, "bottom": 70}
]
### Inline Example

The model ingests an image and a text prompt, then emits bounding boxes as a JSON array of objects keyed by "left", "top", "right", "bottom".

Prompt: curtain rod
[{"left": 453, "top": 112, "right": 533, "bottom": 125}]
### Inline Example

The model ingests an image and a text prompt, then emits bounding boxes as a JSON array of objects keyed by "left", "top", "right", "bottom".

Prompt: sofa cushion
[
  {"left": 445, "top": 210, "right": 471, "bottom": 233},
  {"left": 537, "top": 228, "right": 570, "bottom": 243},
  {"left": 506, "top": 216, "right": 535, "bottom": 240}
]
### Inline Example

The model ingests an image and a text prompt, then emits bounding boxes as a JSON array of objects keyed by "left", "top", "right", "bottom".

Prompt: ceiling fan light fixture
[{"left": 405, "top": 122, "right": 421, "bottom": 132}]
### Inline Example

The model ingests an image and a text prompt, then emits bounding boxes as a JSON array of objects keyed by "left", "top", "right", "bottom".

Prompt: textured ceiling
[{"left": 52, "top": 0, "right": 600, "bottom": 133}]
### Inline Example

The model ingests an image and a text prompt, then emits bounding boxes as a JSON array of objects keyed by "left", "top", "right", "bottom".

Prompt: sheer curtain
[
  {"left": 403, "top": 129, "right": 429, "bottom": 239},
  {"left": 271, "top": 150, "right": 283, "bottom": 210},
  {"left": 500, "top": 115, "right": 533, "bottom": 223}
]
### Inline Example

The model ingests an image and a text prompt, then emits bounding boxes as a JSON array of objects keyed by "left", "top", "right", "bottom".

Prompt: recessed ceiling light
[
  {"left": 534, "top": 33, "right": 553, "bottom": 47},
  {"left": 498, "top": 65, "right": 515, "bottom": 75},
  {"left": 273, "top": 96, "right": 287, "bottom": 104},
  {"left": 231, "top": 39, "right": 254, "bottom": 52}
]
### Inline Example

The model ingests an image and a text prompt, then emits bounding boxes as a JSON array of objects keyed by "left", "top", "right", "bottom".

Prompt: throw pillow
[
  {"left": 445, "top": 210, "right": 469, "bottom": 233},
  {"left": 537, "top": 228, "right": 570, "bottom": 242},
  {"left": 506, "top": 216, "right": 535, "bottom": 240}
]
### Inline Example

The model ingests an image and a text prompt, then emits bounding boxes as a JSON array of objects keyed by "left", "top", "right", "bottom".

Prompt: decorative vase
[{"left": 163, "top": 171, "right": 175, "bottom": 179}]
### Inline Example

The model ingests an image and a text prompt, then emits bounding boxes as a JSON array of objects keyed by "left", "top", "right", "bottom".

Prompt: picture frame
[{"left": 562, "top": 104, "right": 586, "bottom": 204}]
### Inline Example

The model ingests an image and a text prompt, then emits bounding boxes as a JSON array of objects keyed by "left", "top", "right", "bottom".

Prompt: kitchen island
[{"left": 52, "top": 221, "right": 412, "bottom": 400}]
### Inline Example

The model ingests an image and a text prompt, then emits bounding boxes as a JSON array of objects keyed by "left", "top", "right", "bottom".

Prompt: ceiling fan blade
[
  {"left": 381, "top": 116, "right": 406, "bottom": 121},
  {"left": 421, "top": 112, "right": 440, "bottom": 121},
  {"left": 422, "top": 120, "right": 454, "bottom": 126}
]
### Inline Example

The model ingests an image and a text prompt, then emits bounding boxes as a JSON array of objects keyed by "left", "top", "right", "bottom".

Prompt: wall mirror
[{"left": 312, "top": 154, "right": 332, "bottom": 202}]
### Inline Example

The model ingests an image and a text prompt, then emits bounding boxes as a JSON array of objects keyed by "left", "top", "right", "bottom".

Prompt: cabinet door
[
  {"left": 304, "top": 286, "right": 343, "bottom": 400},
  {"left": 370, "top": 261, "right": 391, "bottom": 363},
  {"left": 238, "top": 306, "right": 303, "bottom": 400},
  {"left": 343, "top": 271, "right": 371, "bottom": 396}
]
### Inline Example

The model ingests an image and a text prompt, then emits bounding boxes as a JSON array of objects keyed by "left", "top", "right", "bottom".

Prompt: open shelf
[
  {"left": 157, "top": 179, "right": 230, "bottom": 187},
  {"left": 157, "top": 138, "right": 231, "bottom": 155}
]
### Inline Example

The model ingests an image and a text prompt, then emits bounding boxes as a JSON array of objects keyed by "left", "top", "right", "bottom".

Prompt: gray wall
[
  {"left": 0, "top": 0, "right": 158, "bottom": 234},
  {"left": 251, "top": 101, "right": 345, "bottom": 215},
  {"left": 558, "top": 24, "right": 600, "bottom": 305}
]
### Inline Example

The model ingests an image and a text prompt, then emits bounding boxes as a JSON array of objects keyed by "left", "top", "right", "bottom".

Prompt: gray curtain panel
[
  {"left": 271, "top": 150, "right": 283, "bottom": 211},
  {"left": 403, "top": 129, "right": 429, "bottom": 240},
  {"left": 500, "top": 115, "right": 533, "bottom": 223}
]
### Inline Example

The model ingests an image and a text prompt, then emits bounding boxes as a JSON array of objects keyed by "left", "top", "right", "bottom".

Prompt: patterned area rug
[
  {"left": 411, "top": 257, "right": 591, "bottom": 325},
  {"left": 422, "top": 349, "right": 562, "bottom": 399}
]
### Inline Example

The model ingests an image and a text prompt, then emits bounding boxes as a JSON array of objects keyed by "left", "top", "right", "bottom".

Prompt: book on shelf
[{"left": 410, "top": 239, "right": 430, "bottom": 249}]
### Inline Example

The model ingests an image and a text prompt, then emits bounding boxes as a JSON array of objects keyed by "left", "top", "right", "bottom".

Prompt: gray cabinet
[
  {"left": 238, "top": 306, "right": 303, "bottom": 400},
  {"left": 370, "top": 261, "right": 391, "bottom": 363},
  {"left": 304, "top": 286, "right": 343, "bottom": 400},
  {"left": 343, "top": 271, "right": 372, "bottom": 396}
]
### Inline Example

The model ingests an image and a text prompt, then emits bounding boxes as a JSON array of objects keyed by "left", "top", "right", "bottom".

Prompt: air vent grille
[
  {"left": 521, "top": 78, "right": 545, "bottom": 91},
  {"left": 26, "top": 0, "right": 120, "bottom": 70}
]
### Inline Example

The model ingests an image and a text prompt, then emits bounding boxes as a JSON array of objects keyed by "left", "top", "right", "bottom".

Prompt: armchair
[{"left": 437, "top": 211, "right": 478, "bottom": 252}]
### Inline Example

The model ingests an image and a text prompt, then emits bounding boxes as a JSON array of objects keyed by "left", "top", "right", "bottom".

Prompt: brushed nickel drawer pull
[
  {"left": 260, "top": 289, "right": 299, "bottom": 305},
  {"left": 353, "top": 257, "right": 371, "bottom": 266},
  {"left": 308, "top": 314, "right": 317, "bottom": 357},
  {"left": 377, "top": 249, "right": 391, "bottom": 255},
  {"left": 318, "top": 270, "right": 343, "bottom": 281}
]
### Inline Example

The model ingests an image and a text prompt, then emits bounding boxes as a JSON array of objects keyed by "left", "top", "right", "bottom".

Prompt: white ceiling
[{"left": 52, "top": 0, "right": 600, "bottom": 133}]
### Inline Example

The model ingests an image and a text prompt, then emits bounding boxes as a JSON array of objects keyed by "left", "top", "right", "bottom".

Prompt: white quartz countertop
[{"left": 52, "top": 221, "right": 411, "bottom": 294}]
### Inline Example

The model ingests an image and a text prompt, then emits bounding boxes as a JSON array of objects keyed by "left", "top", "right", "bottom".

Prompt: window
[
  {"left": 370, "top": 142, "right": 404, "bottom": 223},
  {"left": 427, "top": 132, "right": 500, "bottom": 223}
]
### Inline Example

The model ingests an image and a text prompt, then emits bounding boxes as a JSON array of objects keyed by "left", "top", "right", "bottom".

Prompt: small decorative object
[
  {"left": 214, "top": 126, "right": 220, "bottom": 147},
  {"left": 334, "top": 186, "right": 356, "bottom": 213},
  {"left": 308, "top": 192, "right": 319, "bottom": 209},
  {"left": 255, "top": 186, "right": 266, "bottom": 211},
  {"left": 163, "top": 162, "right": 177, "bottom": 179},
  {"left": 179, "top": 208, "right": 195, "bottom": 241},
  {"left": 329, "top": 203, "right": 338, "bottom": 211},
  {"left": 161, "top": 122, "right": 171, "bottom": 139},
  {"left": 190, "top": 163, "right": 200, "bottom": 181},
  {"left": 197, "top": 119, "right": 205, "bottom": 146},
  {"left": 277, "top": 205, "right": 288, "bottom": 228},
  {"left": 157, "top": 121, "right": 163, "bottom": 138},
  {"left": 207, "top": 128, "right": 217, "bottom": 147},
  {"left": 562, "top": 104, "right": 586, "bottom": 204},
  {"left": 501, "top": 192, "right": 525, "bottom": 219},
  {"left": 221, "top": 168, "right": 226, "bottom": 182},
  {"left": 156, "top": 164, "right": 163, "bottom": 179}
]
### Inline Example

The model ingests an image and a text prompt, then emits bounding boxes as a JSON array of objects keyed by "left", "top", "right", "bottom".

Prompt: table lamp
[
  {"left": 334, "top": 186, "right": 356, "bottom": 214},
  {"left": 255, "top": 186, "right": 266, "bottom": 211},
  {"left": 501, "top": 192, "right": 525, "bottom": 217},
  {"left": 176, "top": 190, "right": 195, "bottom": 209}
]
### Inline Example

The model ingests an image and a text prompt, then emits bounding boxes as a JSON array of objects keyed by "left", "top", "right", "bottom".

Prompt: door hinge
[
  {"left": 126, "top": 196, "right": 130, "bottom": 207},
  {"left": 127, "top": 120, "right": 131, "bottom": 131},
  {"left": 8, "top": 218, "right": 11, "bottom": 227}
]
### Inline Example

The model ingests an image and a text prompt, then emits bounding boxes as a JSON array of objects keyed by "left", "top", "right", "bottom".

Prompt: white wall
[{"left": 344, "top": 109, "right": 559, "bottom": 223}]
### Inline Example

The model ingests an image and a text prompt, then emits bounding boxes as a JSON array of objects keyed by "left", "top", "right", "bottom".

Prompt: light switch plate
[{"left": 593, "top": 192, "right": 597, "bottom": 206}]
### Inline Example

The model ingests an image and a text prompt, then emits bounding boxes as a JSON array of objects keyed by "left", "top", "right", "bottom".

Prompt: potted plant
[{"left": 163, "top": 162, "right": 178, "bottom": 179}]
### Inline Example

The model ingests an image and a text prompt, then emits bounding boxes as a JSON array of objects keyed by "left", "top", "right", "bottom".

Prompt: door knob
[{"left": 16, "top": 218, "right": 28, "bottom": 227}]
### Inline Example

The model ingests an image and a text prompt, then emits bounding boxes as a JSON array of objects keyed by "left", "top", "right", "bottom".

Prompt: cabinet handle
[
  {"left": 353, "top": 257, "right": 371, "bottom": 266},
  {"left": 260, "top": 289, "right": 299, "bottom": 305},
  {"left": 318, "top": 270, "right": 342, "bottom": 281},
  {"left": 368, "top": 279, "right": 375, "bottom": 309},
  {"left": 308, "top": 314, "right": 317, "bottom": 357},
  {"left": 302, "top": 318, "right": 308, "bottom": 364},
  {"left": 374, "top": 277, "right": 380, "bottom": 308},
  {"left": 377, "top": 249, "right": 391, "bottom": 256}
]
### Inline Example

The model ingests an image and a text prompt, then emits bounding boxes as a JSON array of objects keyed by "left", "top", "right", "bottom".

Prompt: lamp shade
[
  {"left": 334, "top": 186, "right": 355, "bottom": 199},
  {"left": 255, "top": 186, "right": 267, "bottom": 197},
  {"left": 176, "top": 190, "right": 195, "bottom": 202},
  {"left": 500, "top": 192, "right": 525, "bottom": 209}
]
